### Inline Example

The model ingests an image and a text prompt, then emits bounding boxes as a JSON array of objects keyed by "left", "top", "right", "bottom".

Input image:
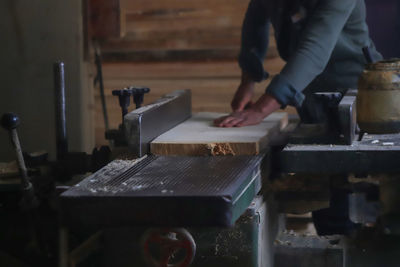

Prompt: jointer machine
[
  {"left": 60, "top": 85, "right": 400, "bottom": 266},
  {"left": 59, "top": 88, "right": 285, "bottom": 267},
  {"left": 2, "top": 59, "right": 400, "bottom": 267},
  {"left": 1, "top": 62, "right": 283, "bottom": 267}
]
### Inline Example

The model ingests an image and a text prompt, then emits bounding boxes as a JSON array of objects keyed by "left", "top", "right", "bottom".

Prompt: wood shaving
[{"left": 207, "top": 143, "right": 235, "bottom": 156}]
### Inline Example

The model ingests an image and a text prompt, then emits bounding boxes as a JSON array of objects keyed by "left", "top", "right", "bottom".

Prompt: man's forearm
[{"left": 252, "top": 93, "right": 281, "bottom": 116}]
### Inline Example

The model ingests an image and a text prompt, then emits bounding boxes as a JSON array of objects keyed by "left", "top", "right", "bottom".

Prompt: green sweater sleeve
[{"left": 267, "top": 0, "right": 357, "bottom": 107}]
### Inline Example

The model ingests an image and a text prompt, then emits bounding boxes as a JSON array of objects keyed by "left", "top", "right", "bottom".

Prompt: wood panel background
[
  {"left": 98, "top": 0, "right": 278, "bottom": 61},
  {"left": 93, "top": 0, "right": 288, "bottom": 146}
]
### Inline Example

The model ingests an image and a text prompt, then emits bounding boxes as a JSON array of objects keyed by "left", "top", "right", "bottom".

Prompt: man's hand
[
  {"left": 231, "top": 72, "right": 256, "bottom": 112},
  {"left": 213, "top": 109, "right": 266, "bottom": 127},
  {"left": 214, "top": 93, "right": 281, "bottom": 127}
]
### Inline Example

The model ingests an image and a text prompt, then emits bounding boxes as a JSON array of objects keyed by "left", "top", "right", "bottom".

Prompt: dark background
[{"left": 366, "top": 0, "right": 400, "bottom": 58}]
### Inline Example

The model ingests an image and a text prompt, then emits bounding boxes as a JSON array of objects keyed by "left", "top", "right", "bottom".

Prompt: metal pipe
[{"left": 54, "top": 61, "right": 68, "bottom": 160}]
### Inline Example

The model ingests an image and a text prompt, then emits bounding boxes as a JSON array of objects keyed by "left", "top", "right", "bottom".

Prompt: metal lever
[{"left": 1, "top": 113, "right": 38, "bottom": 209}]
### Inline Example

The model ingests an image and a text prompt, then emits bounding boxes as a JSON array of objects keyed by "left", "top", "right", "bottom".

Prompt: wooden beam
[
  {"left": 88, "top": 0, "right": 122, "bottom": 39},
  {"left": 121, "top": 0, "right": 249, "bottom": 13}
]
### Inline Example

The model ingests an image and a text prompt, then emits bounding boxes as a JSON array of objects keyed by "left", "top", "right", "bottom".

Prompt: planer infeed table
[{"left": 61, "top": 155, "right": 263, "bottom": 227}]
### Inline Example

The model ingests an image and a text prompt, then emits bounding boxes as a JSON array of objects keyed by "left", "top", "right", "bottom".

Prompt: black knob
[
  {"left": 112, "top": 88, "right": 133, "bottom": 97},
  {"left": 1, "top": 112, "right": 20, "bottom": 130},
  {"left": 129, "top": 86, "right": 150, "bottom": 109},
  {"left": 112, "top": 89, "right": 133, "bottom": 120},
  {"left": 129, "top": 86, "right": 150, "bottom": 95}
]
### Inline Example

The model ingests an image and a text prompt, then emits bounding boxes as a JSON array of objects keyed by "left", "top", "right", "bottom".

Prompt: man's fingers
[
  {"left": 214, "top": 115, "right": 235, "bottom": 125},
  {"left": 222, "top": 118, "right": 244, "bottom": 128},
  {"left": 219, "top": 116, "right": 237, "bottom": 126},
  {"left": 215, "top": 110, "right": 257, "bottom": 127},
  {"left": 214, "top": 116, "right": 235, "bottom": 127},
  {"left": 231, "top": 119, "right": 245, "bottom": 127},
  {"left": 236, "top": 116, "right": 262, "bottom": 127},
  {"left": 213, "top": 116, "right": 228, "bottom": 125}
]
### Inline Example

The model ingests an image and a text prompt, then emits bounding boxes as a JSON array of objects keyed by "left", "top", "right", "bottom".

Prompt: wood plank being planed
[{"left": 150, "top": 112, "right": 288, "bottom": 156}]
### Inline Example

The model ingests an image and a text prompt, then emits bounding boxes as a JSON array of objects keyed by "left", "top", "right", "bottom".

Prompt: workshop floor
[{"left": 95, "top": 58, "right": 293, "bottom": 146}]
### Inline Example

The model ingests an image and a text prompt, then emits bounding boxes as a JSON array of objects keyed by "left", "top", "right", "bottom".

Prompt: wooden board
[{"left": 150, "top": 112, "right": 288, "bottom": 156}]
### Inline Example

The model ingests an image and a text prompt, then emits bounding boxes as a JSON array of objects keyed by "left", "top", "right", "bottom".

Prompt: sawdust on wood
[{"left": 206, "top": 143, "right": 235, "bottom": 156}]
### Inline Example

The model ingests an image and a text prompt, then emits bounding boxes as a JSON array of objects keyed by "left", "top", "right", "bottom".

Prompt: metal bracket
[{"left": 338, "top": 89, "right": 357, "bottom": 145}]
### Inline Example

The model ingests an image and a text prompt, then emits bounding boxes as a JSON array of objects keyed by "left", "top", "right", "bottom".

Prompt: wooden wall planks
[
  {"left": 87, "top": 0, "right": 122, "bottom": 39},
  {"left": 99, "top": 0, "right": 278, "bottom": 61}
]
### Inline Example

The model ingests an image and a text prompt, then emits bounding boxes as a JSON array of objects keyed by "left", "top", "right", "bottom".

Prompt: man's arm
[
  {"left": 267, "top": 0, "right": 358, "bottom": 108},
  {"left": 230, "top": 0, "right": 271, "bottom": 112},
  {"left": 215, "top": 0, "right": 277, "bottom": 126},
  {"left": 215, "top": 0, "right": 359, "bottom": 128},
  {"left": 238, "top": 0, "right": 270, "bottom": 82}
]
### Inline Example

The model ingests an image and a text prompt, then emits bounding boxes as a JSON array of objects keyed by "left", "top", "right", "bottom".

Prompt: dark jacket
[{"left": 239, "top": 0, "right": 382, "bottom": 107}]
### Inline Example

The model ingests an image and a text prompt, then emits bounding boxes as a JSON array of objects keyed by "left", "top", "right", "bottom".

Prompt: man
[
  {"left": 214, "top": 0, "right": 381, "bottom": 127},
  {"left": 214, "top": 0, "right": 382, "bottom": 235}
]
